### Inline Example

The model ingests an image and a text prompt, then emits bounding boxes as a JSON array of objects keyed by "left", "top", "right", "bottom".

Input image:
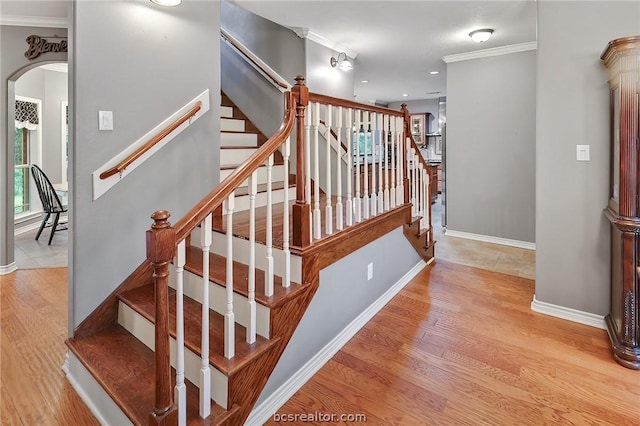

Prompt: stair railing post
[
  {"left": 292, "top": 75, "right": 311, "bottom": 249},
  {"left": 401, "top": 104, "right": 411, "bottom": 204},
  {"left": 146, "top": 210, "right": 177, "bottom": 426}
]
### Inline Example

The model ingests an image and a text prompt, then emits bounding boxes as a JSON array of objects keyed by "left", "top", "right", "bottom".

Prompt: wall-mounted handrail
[
  {"left": 221, "top": 27, "right": 290, "bottom": 92},
  {"left": 99, "top": 101, "right": 202, "bottom": 180}
]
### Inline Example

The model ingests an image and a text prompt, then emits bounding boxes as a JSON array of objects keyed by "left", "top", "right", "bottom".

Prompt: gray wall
[
  {"left": 221, "top": 0, "right": 304, "bottom": 137},
  {"left": 0, "top": 23, "right": 68, "bottom": 270},
  {"left": 70, "top": 0, "right": 220, "bottom": 327},
  {"left": 257, "top": 227, "right": 421, "bottom": 405},
  {"left": 446, "top": 50, "right": 536, "bottom": 243},
  {"left": 43, "top": 69, "right": 68, "bottom": 183},
  {"left": 535, "top": 1, "right": 640, "bottom": 314},
  {"left": 305, "top": 39, "right": 355, "bottom": 100}
]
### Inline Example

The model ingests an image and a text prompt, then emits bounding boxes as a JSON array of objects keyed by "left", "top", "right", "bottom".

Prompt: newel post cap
[{"left": 146, "top": 210, "right": 175, "bottom": 263}]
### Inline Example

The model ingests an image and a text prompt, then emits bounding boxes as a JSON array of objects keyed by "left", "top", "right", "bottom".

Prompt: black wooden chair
[{"left": 30, "top": 164, "right": 68, "bottom": 245}]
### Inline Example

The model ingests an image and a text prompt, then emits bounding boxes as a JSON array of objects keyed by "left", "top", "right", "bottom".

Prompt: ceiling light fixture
[
  {"left": 402, "top": 93, "right": 408, "bottom": 97},
  {"left": 330, "top": 52, "right": 353, "bottom": 71},
  {"left": 429, "top": 71, "right": 439, "bottom": 75},
  {"left": 361, "top": 80, "right": 369, "bottom": 84},
  {"left": 150, "top": 0, "right": 181, "bottom": 6},
  {"left": 469, "top": 29, "right": 494, "bottom": 43}
]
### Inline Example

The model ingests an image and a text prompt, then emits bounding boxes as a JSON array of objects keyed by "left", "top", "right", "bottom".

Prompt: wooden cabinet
[{"left": 601, "top": 36, "right": 640, "bottom": 369}]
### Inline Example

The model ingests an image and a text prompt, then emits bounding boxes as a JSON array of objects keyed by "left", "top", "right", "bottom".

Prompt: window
[{"left": 14, "top": 128, "right": 29, "bottom": 214}]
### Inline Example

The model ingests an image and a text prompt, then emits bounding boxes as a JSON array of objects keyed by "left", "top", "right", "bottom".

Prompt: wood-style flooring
[{"left": 2, "top": 262, "right": 639, "bottom": 425}]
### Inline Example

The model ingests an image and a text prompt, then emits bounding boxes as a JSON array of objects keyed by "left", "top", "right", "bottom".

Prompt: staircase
[{"left": 65, "top": 79, "right": 434, "bottom": 425}]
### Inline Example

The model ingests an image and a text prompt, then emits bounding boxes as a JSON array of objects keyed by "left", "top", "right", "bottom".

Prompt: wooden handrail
[
  {"left": 99, "top": 101, "right": 202, "bottom": 180},
  {"left": 221, "top": 28, "right": 289, "bottom": 91},
  {"left": 174, "top": 92, "right": 296, "bottom": 242},
  {"left": 309, "top": 92, "right": 404, "bottom": 117}
]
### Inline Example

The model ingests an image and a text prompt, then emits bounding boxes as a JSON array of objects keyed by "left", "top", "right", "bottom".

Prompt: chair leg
[
  {"left": 35, "top": 213, "right": 51, "bottom": 241},
  {"left": 48, "top": 213, "right": 60, "bottom": 245}
]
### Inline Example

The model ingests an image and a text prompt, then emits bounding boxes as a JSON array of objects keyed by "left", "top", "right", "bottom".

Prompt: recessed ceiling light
[
  {"left": 361, "top": 80, "right": 369, "bottom": 84},
  {"left": 429, "top": 71, "right": 439, "bottom": 75},
  {"left": 469, "top": 29, "right": 494, "bottom": 43},
  {"left": 402, "top": 93, "right": 408, "bottom": 97}
]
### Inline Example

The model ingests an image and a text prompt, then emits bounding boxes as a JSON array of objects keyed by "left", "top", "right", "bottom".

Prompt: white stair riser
[
  {"left": 221, "top": 132, "right": 258, "bottom": 147},
  {"left": 233, "top": 187, "right": 296, "bottom": 212},
  {"left": 118, "top": 303, "right": 229, "bottom": 409},
  {"left": 220, "top": 118, "right": 245, "bottom": 132},
  {"left": 221, "top": 148, "right": 258, "bottom": 166},
  {"left": 220, "top": 165, "right": 286, "bottom": 187},
  {"left": 177, "top": 270, "right": 271, "bottom": 339},
  {"left": 189, "top": 230, "right": 302, "bottom": 285},
  {"left": 220, "top": 106, "right": 234, "bottom": 118}
]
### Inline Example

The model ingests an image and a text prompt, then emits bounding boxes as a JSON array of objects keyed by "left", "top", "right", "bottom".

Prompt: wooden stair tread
[
  {"left": 233, "top": 180, "right": 296, "bottom": 197},
  {"left": 221, "top": 130, "right": 259, "bottom": 135},
  {"left": 66, "top": 324, "right": 238, "bottom": 425},
  {"left": 118, "top": 284, "right": 278, "bottom": 376},
  {"left": 184, "top": 245, "right": 305, "bottom": 309}
]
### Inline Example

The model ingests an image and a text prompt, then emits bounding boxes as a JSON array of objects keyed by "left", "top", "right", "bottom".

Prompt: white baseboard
[
  {"left": 531, "top": 295, "right": 606, "bottom": 329},
  {"left": 245, "top": 259, "right": 428, "bottom": 426},
  {"left": 0, "top": 262, "right": 17, "bottom": 275},
  {"left": 14, "top": 221, "right": 42, "bottom": 236},
  {"left": 445, "top": 229, "right": 536, "bottom": 250},
  {"left": 64, "top": 351, "right": 133, "bottom": 426}
]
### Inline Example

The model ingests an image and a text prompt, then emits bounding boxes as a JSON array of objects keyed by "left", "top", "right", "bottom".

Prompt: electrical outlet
[{"left": 367, "top": 262, "right": 373, "bottom": 280}]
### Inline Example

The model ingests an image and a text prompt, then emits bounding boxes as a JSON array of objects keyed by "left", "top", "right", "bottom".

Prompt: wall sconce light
[
  {"left": 469, "top": 29, "right": 494, "bottom": 43},
  {"left": 150, "top": 0, "right": 182, "bottom": 6},
  {"left": 330, "top": 52, "right": 353, "bottom": 71}
]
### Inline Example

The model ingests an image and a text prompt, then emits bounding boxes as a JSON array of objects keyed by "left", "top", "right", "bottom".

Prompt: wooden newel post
[
  {"left": 292, "top": 75, "right": 311, "bottom": 249},
  {"left": 146, "top": 210, "right": 177, "bottom": 426},
  {"left": 400, "top": 104, "right": 411, "bottom": 204}
]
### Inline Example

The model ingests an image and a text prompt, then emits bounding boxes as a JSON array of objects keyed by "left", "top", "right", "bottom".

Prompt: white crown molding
[
  {"left": 531, "top": 295, "right": 606, "bottom": 330},
  {"left": 290, "top": 27, "right": 358, "bottom": 59},
  {"left": 245, "top": 259, "right": 427, "bottom": 425},
  {"left": 445, "top": 229, "right": 536, "bottom": 250},
  {"left": 1, "top": 15, "right": 68, "bottom": 28},
  {"left": 442, "top": 41, "right": 537, "bottom": 63},
  {"left": 40, "top": 63, "right": 68, "bottom": 73}
]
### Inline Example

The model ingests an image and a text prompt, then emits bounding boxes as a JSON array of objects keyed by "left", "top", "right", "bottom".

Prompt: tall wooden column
[{"left": 292, "top": 75, "right": 311, "bottom": 249}]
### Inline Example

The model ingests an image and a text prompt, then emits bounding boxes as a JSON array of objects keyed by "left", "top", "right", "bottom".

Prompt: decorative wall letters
[{"left": 24, "top": 35, "right": 68, "bottom": 60}]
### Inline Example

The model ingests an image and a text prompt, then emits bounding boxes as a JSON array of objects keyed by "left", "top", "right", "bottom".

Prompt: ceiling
[
  {"left": 235, "top": 0, "right": 537, "bottom": 104},
  {"left": 0, "top": 0, "right": 538, "bottom": 104}
]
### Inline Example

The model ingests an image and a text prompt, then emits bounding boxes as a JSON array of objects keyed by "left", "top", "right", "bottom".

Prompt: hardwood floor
[
  {"left": 0, "top": 268, "right": 98, "bottom": 425},
  {"left": 266, "top": 260, "right": 640, "bottom": 426},
  {"left": 3, "top": 262, "right": 638, "bottom": 425}
]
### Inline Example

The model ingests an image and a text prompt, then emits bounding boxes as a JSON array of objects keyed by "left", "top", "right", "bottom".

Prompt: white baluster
[
  {"left": 304, "top": 107, "right": 312, "bottom": 242},
  {"left": 396, "top": 118, "right": 405, "bottom": 205},
  {"left": 313, "top": 102, "right": 321, "bottom": 239},
  {"left": 199, "top": 214, "right": 212, "bottom": 417},
  {"left": 377, "top": 113, "right": 384, "bottom": 214},
  {"left": 411, "top": 148, "right": 417, "bottom": 217},
  {"left": 370, "top": 112, "right": 377, "bottom": 217},
  {"left": 283, "top": 137, "right": 291, "bottom": 288},
  {"left": 325, "top": 104, "right": 333, "bottom": 235},
  {"left": 265, "top": 154, "right": 274, "bottom": 297},
  {"left": 345, "top": 108, "right": 353, "bottom": 227},
  {"left": 336, "top": 106, "right": 344, "bottom": 231},
  {"left": 418, "top": 161, "right": 424, "bottom": 222},
  {"left": 174, "top": 239, "right": 186, "bottom": 426},
  {"left": 247, "top": 171, "right": 257, "bottom": 344},
  {"left": 383, "top": 114, "right": 390, "bottom": 211},
  {"left": 362, "top": 111, "right": 370, "bottom": 220},
  {"left": 422, "top": 168, "right": 429, "bottom": 230},
  {"left": 390, "top": 117, "right": 397, "bottom": 209},
  {"left": 224, "top": 195, "right": 235, "bottom": 360},
  {"left": 354, "top": 110, "right": 362, "bottom": 223}
]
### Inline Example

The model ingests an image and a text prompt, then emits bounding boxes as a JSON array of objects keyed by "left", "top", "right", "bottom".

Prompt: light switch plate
[
  {"left": 99, "top": 111, "right": 113, "bottom": 131},
  {"left": 576, "top": 144, "right": 590, "bottom": 161}
]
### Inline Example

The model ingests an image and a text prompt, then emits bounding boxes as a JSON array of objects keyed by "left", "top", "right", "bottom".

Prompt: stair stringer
[{"left": 226, "top": 253, "right": 320, "bottom": 425}]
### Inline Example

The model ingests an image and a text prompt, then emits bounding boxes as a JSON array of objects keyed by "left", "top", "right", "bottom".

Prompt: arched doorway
[{"left": 12, "top": 62, "right": 69, "bottom": 268}]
